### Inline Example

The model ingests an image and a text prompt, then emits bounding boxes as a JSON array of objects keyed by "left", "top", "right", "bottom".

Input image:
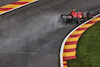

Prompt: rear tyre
[
  {"left": 72, "top": 17, "right": 79, "bottom": 24},
  {"left": 61, "top": 14, "right": 73, "bottom": 24},
  {"left": 60, "top": 14, "right": 68, "bottom": 23}
]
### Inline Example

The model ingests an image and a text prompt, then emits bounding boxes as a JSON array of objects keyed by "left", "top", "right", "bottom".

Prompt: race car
[{"left": 60, "top": 9, "right": 94, "bottom": 24}]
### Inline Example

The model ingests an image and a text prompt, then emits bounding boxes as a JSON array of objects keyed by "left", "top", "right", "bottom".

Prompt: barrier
[
  {"left": 60, "top": 14, "right": 100, "bottom": 67},
  {"left": 0, "top": 0, "right": 38, "bottom": 15}
]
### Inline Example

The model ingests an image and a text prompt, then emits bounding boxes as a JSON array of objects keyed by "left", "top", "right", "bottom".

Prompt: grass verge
[{"left": 67, "top": 21, "right": 100, "bottom": 67}]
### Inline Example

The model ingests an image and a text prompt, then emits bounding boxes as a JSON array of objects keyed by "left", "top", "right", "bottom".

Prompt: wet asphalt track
[{"left": 0, "top": 0, "right": 100, "bottom": 67}]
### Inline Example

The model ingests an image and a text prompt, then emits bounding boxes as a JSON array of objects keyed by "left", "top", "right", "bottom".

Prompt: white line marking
[
  {"left": 0, "top": 0, "right": 38, "bottom": 15},
  {"left": 60, "top": 13, "right": 100, "bottom": 67}
]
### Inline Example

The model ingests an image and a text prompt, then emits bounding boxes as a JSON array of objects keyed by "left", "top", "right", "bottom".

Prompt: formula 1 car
[{"left": 60, "top": 10, "right": 94, "bottom": 24}]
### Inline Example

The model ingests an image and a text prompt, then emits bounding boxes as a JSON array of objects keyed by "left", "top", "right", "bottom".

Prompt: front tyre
[{"left": 86, "top": 12, "right": 93, "bottom": 20}]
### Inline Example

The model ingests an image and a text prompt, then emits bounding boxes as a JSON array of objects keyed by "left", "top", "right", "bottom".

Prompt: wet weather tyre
[
  {"left": 86, "top": 12, "right": 92, "bottom": 20},
  {"left": 60, "top": 14, "right": 68, "bottom": 23},
  {"left": 72, "top": 17, "right": 79, "bottom": 24}
]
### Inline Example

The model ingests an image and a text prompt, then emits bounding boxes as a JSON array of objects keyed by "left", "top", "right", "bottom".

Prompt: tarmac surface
[{"left": 0, "top": 0, "right": 100, "bottom": 67}]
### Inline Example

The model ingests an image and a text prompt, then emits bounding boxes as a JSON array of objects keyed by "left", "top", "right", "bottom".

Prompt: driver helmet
[{"left": 73, "top": 8, "right": 76, "bottom": 11}]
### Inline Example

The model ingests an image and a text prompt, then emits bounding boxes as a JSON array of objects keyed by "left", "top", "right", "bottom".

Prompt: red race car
[{"left": 60, "top": 9, "right": 93, "bottom": 24}]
